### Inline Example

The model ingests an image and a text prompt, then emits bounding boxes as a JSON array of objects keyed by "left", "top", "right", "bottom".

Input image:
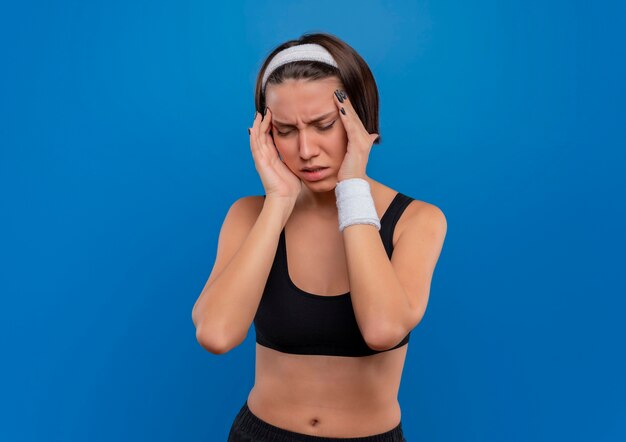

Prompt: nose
[{"left": 297, "top": 130, "right": 319, "bottom": 159}]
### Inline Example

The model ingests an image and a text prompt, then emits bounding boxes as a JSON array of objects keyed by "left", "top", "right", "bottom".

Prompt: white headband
[{"left": 261, "top": 43, "right": 339, "bottom": 93}]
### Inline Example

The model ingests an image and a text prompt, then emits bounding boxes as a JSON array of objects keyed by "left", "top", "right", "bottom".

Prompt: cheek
[
  {"left": 332, "top": 128, "right": 349, "bottom": 152},
  {"left": 274, "top": 145, "right": 285, "bottom": 161},
  {"left": 274, "top": 143, "right": 294, "bottom": 163}
]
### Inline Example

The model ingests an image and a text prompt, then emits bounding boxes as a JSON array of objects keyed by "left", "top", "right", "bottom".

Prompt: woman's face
[{"left": 264, "top": 77, "right": 348, "bottom": 186}]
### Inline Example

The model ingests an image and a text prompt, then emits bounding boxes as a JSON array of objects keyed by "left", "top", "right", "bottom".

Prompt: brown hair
[{"left": 254, "top": 32, "right": 381, "bottom": 145}]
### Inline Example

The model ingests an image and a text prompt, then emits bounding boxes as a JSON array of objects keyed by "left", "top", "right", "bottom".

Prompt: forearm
[
  {"left": 342, "top": 224, "right": 414, "bottom": 348},
  {"left": 194, "top": 199, "right": 291, "bottom": 350}
]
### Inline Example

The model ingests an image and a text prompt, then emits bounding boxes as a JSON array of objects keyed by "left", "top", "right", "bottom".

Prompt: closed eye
[{"left": 275, "top": 120, "right": 337, "bottom": 136}]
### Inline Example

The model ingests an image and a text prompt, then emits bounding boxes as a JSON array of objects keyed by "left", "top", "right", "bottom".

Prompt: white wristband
[{"left": 335, "top": 178, "right": 381, "bottom": 232}]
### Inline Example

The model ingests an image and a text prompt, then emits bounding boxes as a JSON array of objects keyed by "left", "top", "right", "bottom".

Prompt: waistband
[{"left": 232, "top": 400, "right": 406, "bottom": 441}]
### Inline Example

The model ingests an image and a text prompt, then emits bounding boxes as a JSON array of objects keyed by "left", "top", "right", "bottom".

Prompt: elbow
[
  {"left": 363, "top": 322, "right": 405, "bottom": 352},
  {"left": 191, "top": 308, "right": 200, "bottom": 330},
  {"left": 364, "top": 310, "right": 424, "bottom": 352},
  {"left": 191, "top": 299, "right": 204, "bottom": 330},
  {"left": 195, "top": 322, "right": 238, "bottom": 355}
]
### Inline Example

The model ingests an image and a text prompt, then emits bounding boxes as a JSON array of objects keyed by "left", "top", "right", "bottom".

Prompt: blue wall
[{"left": 1, "top": 1, "right": 624, "bottom": 441}]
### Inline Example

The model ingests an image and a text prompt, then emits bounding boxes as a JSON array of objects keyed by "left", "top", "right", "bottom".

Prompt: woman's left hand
[{"left": 333, "top": 89, "right": 380, "bottom": 183}]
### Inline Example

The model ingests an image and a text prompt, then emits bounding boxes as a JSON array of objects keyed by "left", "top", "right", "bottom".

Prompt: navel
[{"left": 309, "top": 417, "right": 320, "bottom": 427}]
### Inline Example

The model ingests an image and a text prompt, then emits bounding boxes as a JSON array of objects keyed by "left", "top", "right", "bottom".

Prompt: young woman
[{"left": 192, "top": 32, "right": 447, "bottom": 441}]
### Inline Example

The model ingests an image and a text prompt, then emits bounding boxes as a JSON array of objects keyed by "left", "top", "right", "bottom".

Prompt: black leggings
[{"left": 227, "top": 400, "right": 407, "bottom": 442}]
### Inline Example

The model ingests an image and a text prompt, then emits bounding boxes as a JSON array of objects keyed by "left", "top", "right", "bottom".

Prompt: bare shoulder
[
  {"left": 407, "top": 199, "right": 446, "bottom": 222},
  {"left": 200, "top": 195, "right": 266, "bottom": 290},
  {"left": 227, "top": 195, "right": 266, "bottom": 228},
  {"left": 395, "top": 196, "right": 447, "bottom": 241},
  {"left": 236, "top": 194, "right": 266, "bottom": 212},
  {"left": 213, "top": 194, "right": 267, "bottom": 257},
  {"left": 400, "top": 199, "right": 447, "bottom": 240}
]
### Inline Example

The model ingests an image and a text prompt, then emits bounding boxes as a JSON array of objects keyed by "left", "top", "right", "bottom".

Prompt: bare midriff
[{"left": 246, "top": 342, "right": 408, "bottom": 438}]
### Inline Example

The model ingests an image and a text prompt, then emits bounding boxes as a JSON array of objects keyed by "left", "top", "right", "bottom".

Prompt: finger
[
  {"left": 262, "top": 107, "right": 275, "bottom": 143},
  {"left": 262, "top": 108, "right": 282, "bottom": 160},
  {"left": 250, "top": 111, "right": 268, "bottom": 161},
  {"left": 256, "top": 108, "right": 277, "bottom": 162},
  {"left": 334, "top": 90, "right": 374, "bottom": 144},
  {"left": 260, "top": 106, "right": 272, "bottom": 134},
  {"left": 254, "top": 111, "right": 270, "bottom": 160},
  {"left": 333, "top": 89, "right": 358, "bottom": 139}
]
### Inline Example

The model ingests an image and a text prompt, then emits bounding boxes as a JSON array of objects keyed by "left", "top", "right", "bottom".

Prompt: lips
[
  {"left": 301, "top": 167, "right": 327, "bottom": 172},
  {"left": 301, "top": 167, "right": 329, "bottom": 181}
]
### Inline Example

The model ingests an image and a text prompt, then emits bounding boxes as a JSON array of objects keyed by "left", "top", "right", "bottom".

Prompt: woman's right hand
[{"left": 249, "top": 107, "right": 302, "bottom": 203}]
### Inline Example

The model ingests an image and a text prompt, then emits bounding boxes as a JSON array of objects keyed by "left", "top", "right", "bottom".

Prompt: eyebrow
[{"left": 272, "top": 111, "right": 336, "bottom": 127}]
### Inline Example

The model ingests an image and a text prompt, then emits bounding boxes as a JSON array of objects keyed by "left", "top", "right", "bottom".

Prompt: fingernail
[
  {"left": 340, "top": 107, "right": 346, "bottom": 115},
  {"left": 334, "top": 90, "right": 344, "bottom": 103},
  {"left": 340, "top": 90, "right": 347, "bottom": 100}
]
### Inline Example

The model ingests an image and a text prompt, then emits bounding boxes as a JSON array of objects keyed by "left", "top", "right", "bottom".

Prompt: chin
[{"left": 304, "top": 180, "right": 339, "bottom": 192}]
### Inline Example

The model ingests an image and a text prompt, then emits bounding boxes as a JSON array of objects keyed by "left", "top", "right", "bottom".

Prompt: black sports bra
[{"left": 253, "top": 192, "right": 415, "bottom": 357}]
